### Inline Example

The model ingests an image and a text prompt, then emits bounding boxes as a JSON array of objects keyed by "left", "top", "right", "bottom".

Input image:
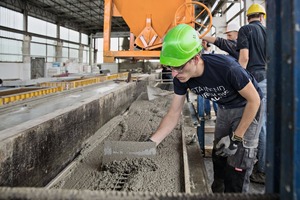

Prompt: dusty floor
[{"left": 50, "top": 91, "right": 185, "bottom": 193}]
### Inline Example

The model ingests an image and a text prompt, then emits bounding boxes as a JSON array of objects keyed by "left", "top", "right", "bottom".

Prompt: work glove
[{"left": 215, "top": 134, "right": 242, "bottom": 157}]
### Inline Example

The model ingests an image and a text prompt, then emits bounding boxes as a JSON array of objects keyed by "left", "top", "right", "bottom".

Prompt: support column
[
  {"left": 55, "top": 41, "right": 63, "bottom": 62},
  {"left": 267, "top": 0, "right": 300, "bottom": 199},
  {"left": 22, "top": 35, "right": 31, "bottom": 80},
  {"left": 94, "top": 49, "right": 98, "bottom": 64},
  {"left": 22, "top": 35, "right": 31, "bottom": 63},
  {"left": 93, "top": 39, "right": 97, "bottom": 64},
  {"left": 89, "top": 34, "right": 94, "bottom": 66},
  {"left": 56, "top": 23, "right": 63, "bottom": 63},
  {"left": 79, "top": 44, "right": 84, "bottom": 64}
]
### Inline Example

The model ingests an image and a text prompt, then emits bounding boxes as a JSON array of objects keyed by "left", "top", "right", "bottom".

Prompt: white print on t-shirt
[{"left": 190, "top": 85, "right": 230, "bottom": 101}]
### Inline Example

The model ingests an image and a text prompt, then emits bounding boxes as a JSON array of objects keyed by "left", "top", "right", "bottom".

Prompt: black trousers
[{"left": 211, "top": 148, "right": 249, "bottom": 193}]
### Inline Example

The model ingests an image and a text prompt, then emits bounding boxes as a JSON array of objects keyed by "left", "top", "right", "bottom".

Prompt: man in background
[
  {"left": 237, "top": 3, "right": 267, "bottom": 184},
  {"left": 202, "top": 23, "right": 240, "bottom": 59}
]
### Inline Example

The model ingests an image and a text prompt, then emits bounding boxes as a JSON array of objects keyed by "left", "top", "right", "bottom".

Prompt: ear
[
  {"left": 259, "top": 14, "right": 264, "bottom": 22},
  {"left": 193, "top": 55, "right": 200, "bottom": 64}
]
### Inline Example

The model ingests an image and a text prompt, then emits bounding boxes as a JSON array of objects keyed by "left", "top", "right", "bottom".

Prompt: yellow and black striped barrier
[
  {"left": 0, "top": 86, "right": 63, "bottom": 106},
  {"left": 40, "top": 72, "right": 129, "bottom": 90},
  {"left": 0, "top": 72, "right": 129, "bottom": 106}
]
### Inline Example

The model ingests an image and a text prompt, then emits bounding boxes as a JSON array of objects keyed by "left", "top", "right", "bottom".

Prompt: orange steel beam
[
  {"left": 104, "top": 50, "right": 160, "bottom": 58},
  {"left": 130, "top": 32, "right": 135, "bottom": 51},
  {"left": 103, "top": 0, "right": 113, "bottom": 52}
]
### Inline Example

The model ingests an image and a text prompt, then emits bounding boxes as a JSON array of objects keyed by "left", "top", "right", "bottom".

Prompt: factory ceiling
[{"left": 0, "top": 0, "right": 228, "bottom": 36}]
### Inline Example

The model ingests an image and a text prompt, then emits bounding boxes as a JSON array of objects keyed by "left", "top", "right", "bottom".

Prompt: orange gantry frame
[{"left": 103, "top": 0, "right": 195, "bottom": 62}]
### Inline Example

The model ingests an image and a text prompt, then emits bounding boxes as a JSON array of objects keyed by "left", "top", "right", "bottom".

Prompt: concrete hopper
[{"left": 103, "top": 0, "right": 212, "bottom": 62}]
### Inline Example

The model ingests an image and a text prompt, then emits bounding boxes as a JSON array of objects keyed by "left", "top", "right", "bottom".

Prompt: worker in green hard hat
[{"left": 148, "top": 24, "right": 264, "bottom": 193}]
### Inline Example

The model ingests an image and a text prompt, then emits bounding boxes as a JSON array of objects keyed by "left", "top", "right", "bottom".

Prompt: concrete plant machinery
[{"left": 103, "top": 0, "right": 213, "bottom": 62}]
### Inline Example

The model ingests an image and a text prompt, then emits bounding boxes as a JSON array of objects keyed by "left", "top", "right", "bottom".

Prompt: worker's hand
[
  {"left": 145, "top": 137, "right": 160, "bottom": 147},
  {"left": 215, "top": 135, "right": 241, "bottom": 157}
]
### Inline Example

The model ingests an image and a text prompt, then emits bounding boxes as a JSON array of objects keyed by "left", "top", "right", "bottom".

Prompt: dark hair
[{"left": 247, "top": 13, "right": 263, "bottom": 21}]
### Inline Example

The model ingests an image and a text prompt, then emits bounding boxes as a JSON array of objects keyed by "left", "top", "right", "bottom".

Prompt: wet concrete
[{"left": 47, "top": 92, "right": 185, "bottom": 193}]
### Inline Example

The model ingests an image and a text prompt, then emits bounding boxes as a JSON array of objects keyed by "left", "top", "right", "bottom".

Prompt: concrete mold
[{"left": 0, "top": 80, "right": 148, "bottom": 187}]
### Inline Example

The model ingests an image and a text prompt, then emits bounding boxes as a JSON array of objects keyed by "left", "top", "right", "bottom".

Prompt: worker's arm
[
  {"left": 238, "top": 48, "right": 249, "bottom": 69},
  {"left": 150, "top": 94, "right": 186, "bottom": 145},
  {"left": 202, "top": 36, "right": 217, "bottom": 44},
  {"left": 234, "top": 81, "right": 261, "bottom": 138}
]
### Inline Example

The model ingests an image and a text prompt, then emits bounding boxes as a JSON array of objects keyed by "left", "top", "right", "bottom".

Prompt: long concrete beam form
[{"left": 0, "top": 79, "right": 148, "bottom": 187}]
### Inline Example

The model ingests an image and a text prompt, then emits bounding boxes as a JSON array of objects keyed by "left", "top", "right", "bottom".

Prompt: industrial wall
[{"left": 0, "top": 63, "right": 31, "bottom": 80}]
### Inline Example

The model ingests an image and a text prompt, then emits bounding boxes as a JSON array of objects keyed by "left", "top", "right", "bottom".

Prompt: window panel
[
  {"left": 69, "top": 44, "right": 79, "bottom": 49},
  {"left": 81, "top": 33, "right": 88, "bottom": 45},
  {"left": 0, "top": 30, "right": 23, "bottom": 40},
  {"left": 69, "top": 29, "right": 79, "bottom": 43},
  {"left": 28, "top": 16, "right": 57, "bottom": 38},
  {"left": 31, "top": 36, "right": 46, "bottom": 43},
  {"left": 47, "top": 45, "right": 55, "bottom": 62},
  {"left": 110, "top": 38, "right": 118, "bottom": 51},
  {"left": 62, "top": 47, "right": 69, "bottom": 62},
  {"left": 83, "top": 50, "right": 88, "bottom": 64},
  {"left": 60, "top": 27, "right": 69, "bottom": 41},
  {"left": 0, "top": 38, "right": 22, "bottom": 62},
  {"left": 60, "top": 26, "right": 80, "bottom": 43},
  {"left": 0, "top": 7, "right": 23, "bottom": 31},
  {"left": 69, "top": 49, "right": 78, "bottom": 59},
  {"left": 31, "top": 43, "right": 46, "bottom": 57}
]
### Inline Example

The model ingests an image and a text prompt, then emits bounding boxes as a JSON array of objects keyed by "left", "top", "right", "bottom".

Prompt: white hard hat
[{"left": 225, "top": 23, "right": 240, "bottom": 33}]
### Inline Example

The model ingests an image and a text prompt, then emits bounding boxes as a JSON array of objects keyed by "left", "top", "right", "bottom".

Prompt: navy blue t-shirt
[
  {"left": 173, "top": 54, "right": 263, "bottom": 109},
  {"left": 214, "top": 38, "right": 239, "bottom": 59},
  {"left": 236, "top": 21, "right": 266, "bottom": 76}
]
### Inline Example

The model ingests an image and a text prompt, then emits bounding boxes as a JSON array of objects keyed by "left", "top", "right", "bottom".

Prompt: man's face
[
  {"left": 170, "top": 57, "right": 198, "bottom": 83},
  {"left": 201, "top": 40, "right": 208, "bottom": 49},
  {"left": 226, "top": 31, "right": 238, "bottom": 40}
]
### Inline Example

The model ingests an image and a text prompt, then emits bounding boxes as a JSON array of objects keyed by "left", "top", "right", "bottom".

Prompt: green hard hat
[{"left": 160, "top": 24, "right": 202, "bottom": 67}]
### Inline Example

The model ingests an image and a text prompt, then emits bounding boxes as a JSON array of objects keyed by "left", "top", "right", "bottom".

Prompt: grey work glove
[{"left": 215, "top": 135, "right": 240, "bottom": 157}]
